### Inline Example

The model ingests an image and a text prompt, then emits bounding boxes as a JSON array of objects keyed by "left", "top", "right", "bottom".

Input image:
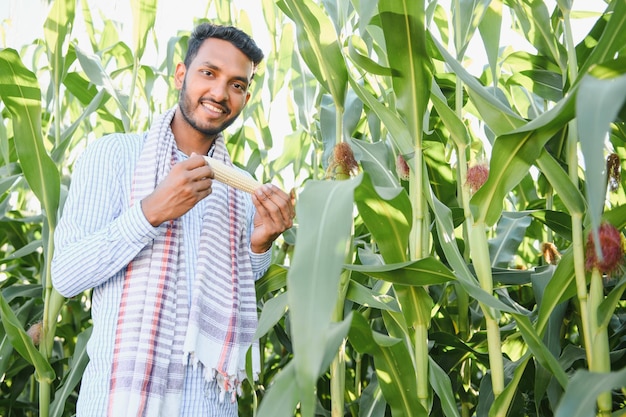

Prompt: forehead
[{"left": 191, "top": 37, "right": 254, "bottom": 80}]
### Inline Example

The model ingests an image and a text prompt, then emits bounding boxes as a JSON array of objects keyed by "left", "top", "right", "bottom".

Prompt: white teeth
[{"left": 202, "top": 102, "right": 224, "bottom": 113}]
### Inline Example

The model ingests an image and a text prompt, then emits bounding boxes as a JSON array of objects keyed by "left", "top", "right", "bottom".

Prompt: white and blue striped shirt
[{"left": 51, "top": 132, "right": 270, "bottom": 416}]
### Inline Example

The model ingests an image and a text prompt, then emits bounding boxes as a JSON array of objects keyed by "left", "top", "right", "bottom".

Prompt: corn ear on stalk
[{"left": 203, "top": 156, "right": 261, "bottom": 194}]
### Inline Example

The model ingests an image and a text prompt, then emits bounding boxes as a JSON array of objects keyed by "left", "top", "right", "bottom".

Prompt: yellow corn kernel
[{"left": 204, "top": 156, "right": 261, "bottom": 194}]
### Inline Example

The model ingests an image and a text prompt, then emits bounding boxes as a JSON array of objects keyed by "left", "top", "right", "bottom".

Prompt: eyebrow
[{"left": 201, "top": 62, "right": 250, "bottom": 85}]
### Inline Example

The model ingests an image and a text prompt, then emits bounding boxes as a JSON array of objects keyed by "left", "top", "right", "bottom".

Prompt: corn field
[{"left": 1, "top": 0, "right": 626, "bottom": 416}]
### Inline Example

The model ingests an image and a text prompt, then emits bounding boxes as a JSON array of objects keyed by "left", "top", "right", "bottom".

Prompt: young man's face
[{"left": 175, "top": 37, "right": 254, "bottom": 139}]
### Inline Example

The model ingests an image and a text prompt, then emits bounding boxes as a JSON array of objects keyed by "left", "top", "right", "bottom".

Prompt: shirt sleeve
[
  {"left": 244, "top": 186, "right": 272, "bottom": 280},
  {"left": 51, "top": 135, "right": 160, "bottom": 298}
]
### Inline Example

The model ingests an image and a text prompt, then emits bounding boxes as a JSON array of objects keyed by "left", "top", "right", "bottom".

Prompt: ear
[
  {"left": 174, "top": 62, "right": 186, "bottom": 90},
  {"left": 244, "top": 91, "right": 251, "bottom": 106}
]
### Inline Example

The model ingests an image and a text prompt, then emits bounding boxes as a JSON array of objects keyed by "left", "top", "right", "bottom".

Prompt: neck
[{"left": 170, "top": 110, "right": 217, "bottom": 156}]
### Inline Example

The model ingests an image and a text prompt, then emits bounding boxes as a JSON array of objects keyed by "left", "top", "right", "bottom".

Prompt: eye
[
  {"left": 232, "top": 82, "right": 248, "bottom": 92},
  {"left": 201, "top": 69, "right": 214, "bottom": 77}
]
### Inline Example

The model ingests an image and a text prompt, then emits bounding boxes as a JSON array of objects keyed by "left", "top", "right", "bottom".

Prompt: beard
[{"left": 177, "top": 78, "right": 241, "bottom": 137}]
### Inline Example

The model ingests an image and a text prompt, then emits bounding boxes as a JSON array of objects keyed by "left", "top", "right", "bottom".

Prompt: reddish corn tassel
[
  {"left": 541, "top": 242, "right": 561, "bottom": 265},
  {"left": 585, "top": 223, "right": 625, "bottom": 275},
  {"left": 396, "top": 154, "right": 410, "bottom": 181},
  {"left": 466, "top": 162, "right": 489, "bottom": 193},
  {"left": 326, "top": 142, "right": 359, "bottom": 180}
]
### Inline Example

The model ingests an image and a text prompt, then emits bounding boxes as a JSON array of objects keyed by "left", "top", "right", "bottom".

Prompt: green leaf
[
  {"left": 554, "top": 368, "right": 626, "bottom": 417},
  {"left": 50, "top": 326, "right": 92, "bottom": 417},
  {"left": 488, "top": 212, "right": 532, "bottom": 268},
  {"left": 287, "top": 177, "right": 360, "bottom": 415},
  {"left": 349, "top": 312, "right": 428, "bottom": 417},
  {"left": 350, "top": 138, "right": 398, "bottom": 188},
  {"left": 44, "top": 0, "right": 76, "bottom": 89},
  {"left": 577, "top": 73, "right": 626, "bottom": 257},
  {"left": 432, "top": 36, "right": 525, "bottom": 136},
  {"left": 346, "top": 280, "right": 400, "bottom": 312},
  {"left": 346, "top": 258, "right": 455, "bottom": 286},
  {"left": 429, "top": 357, "right": 462, "bottom": 417},
  {"left": 535, "top": 150, "right": 586, "bottom": 216},
  {"left": 513, "top": 314, "right": 569, "bottom": 388},
  {"left": 256, "top": 361, "right": 300, "bottom": 417},
  {"left": 378, "top": 0, "right": 433, "bottom": 140},
  {"left": 453, "top": 0, "right": 492, "bottom": 59},
  {"left": 355, "top": 173, "right": 411, "bottom": 263},
  {"left": 470, "top": 94, "right": 577, "bottom": 225},
  {"left": 130, "top": 0, "right": 157, "bottom": 60},
  {"left": 0, "top": 49, "right": 61, "bottom": 228},
  {"left": 277, "top": 0, "right": 348, "bottom": 109},
  {"left": 349, "top": 79, "right": 415, "bottom": 158},
  {"left": 478, "top": 1, "right": 503, "bottom": 87},
  {"left": 254, "top": 292, "right": 288, "bottom": 340},
  {"left": 577, "top": 0, "right": 626, "bottom": 83},
  {"left": 256, "top": 264, "right": 287, "bottom": 301},
  {"left": 0, "top": 294, "right": 55, "bottom": 383}
]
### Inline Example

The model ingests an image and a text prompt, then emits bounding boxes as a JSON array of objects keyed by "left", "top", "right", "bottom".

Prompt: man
[{"left": 51, "top": 23, "right": 293, "bottom": 416}]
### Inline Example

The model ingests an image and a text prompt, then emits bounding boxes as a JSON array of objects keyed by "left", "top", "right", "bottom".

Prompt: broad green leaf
[
  {"left": 378, "top": 0, "right": 433, "bottom": 140},
  {"left": 355, "top": 173, "right": 411, "bottom": 263},
  {"left": 513, "top": 314, "right": 568, "bottom": 388},
  {"left": 429, "top": 357, "right": 462, "bottom": 417},
  {"left": 503, "top": 0, "right": 563, "bottom": 69},
  {"left": 346, "top": 258, "right": 455, "bottom": 286},
  {"left": 0, "top": 294, "right": 55, "bottom": 383},
  {"left": 478, "top": 1, "right": 502, "bottom": 87},
  {"left": 349, "top": 312, "right": 428, "bottom": 417},
  {"left": 430, "top": 81, "right": 470, "bottom": 148},
  {"left": 43, "top": 0, "right": 76, "bottom": 91},
  {"left": 256, "top": 361, "right": 300, "bottom": 417},
  {"left": 0, "top": 49, "right": 60, "bottom": 228},
  {"left": 277, "top": 0, "right": 348, "bottom": 109},
  {"left": 346, "top": 280, "right": 400, "bottom": 312},
  {"left": 347, "top": 35, "right": 393, "bottom": 77},
  {"left": 256, "top": 264, "right": 287, "bottom": 301},
  {"left": 287, "top": 177, "right": 360, "bottom": 416},
  {"left": 488, "top": 212, "right": 531, "bottom": 268},
  {"left": 0, "top": 299, "right": 36, "bottom": 379},
  {"left": 471, "top": 94, "right": 577, "bottom": 225},
  {"left": 453, "top": 0, "right": 492, "bottom": 59},
  {"left": 432, "top": 36, "right": 525, "bottom": 136},
  {"left": 598, "top": 276, "right": 626, "bottom": 330},
  {"left": 130, "top": 0, "right": 157, "bottom": 59},
  {"left": 426, "top": 190, "right": 516, "bottom": 315},
  {"left": 350, "top": 139, "right": 398, "bottom": 188},
  {"left": 506, "top": 70, "right": 563, "bottom": 102},
  {"left": 358, "top": 375, "right": 387, "bottom": 417},
  {"left": 254, "top": 292, "right": 288, "bottom": 340},
  {"left": 535, "top": 149, "right": 586, "bottom": 216},
  {"left": 554, "top": 368, "right": 626, "bottom": 417},
  {"left": 74, "top": 46, "right": 131, "bottom": 130},
  {"left": 577, "top": 0, "right": 626, "bottom": 84},
  {"left": 349, "top": 78, "right": 415, "bottom": 158},
  {"left": 577, "top": 73, "right": 626, "bottom": 258},
  {"left": 395, "top": 285, "right": 432, "bottom": 329},
  {"left": 50, "top": 326, "right": 92, "bottom": 417}
]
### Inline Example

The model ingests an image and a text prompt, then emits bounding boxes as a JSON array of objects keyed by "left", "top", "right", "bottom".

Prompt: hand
[
  {"left": 141, "top": 153, "right": 214, "bottom": 226},
  {"left": 250, "top": 184, "right": 295, "bottom": 253}
]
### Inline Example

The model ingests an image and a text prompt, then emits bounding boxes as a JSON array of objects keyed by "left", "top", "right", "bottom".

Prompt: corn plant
[{"left": 2, "top": 0, "right": 626, "bottom": 416}]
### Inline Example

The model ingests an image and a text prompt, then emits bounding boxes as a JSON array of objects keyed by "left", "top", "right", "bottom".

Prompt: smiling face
[{"left": 173, "top": 37, "right": 254, "bottom": 147}]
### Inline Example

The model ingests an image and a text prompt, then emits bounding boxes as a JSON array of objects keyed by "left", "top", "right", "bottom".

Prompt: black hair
[{"left": 184, "top": 23, "right": 264, "bottom": 72}]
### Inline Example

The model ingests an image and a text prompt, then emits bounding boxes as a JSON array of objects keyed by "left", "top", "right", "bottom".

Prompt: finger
[{"left": 255, "top": 185, "right": 293, "bottom": 224}]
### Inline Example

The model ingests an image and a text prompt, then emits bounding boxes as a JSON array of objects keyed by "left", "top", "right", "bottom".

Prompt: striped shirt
[{"left": 51, "top": 132, "right": 270, "bottom": 416}]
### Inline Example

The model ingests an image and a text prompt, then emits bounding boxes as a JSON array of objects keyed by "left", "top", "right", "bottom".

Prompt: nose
[{"left": 209, "top": 80, "right": 228, "bottom": 103}]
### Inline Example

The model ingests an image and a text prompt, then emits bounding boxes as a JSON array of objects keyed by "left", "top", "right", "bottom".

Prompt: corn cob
[{"left": 203, "top": 156, "right": 261, "bottom": 194}]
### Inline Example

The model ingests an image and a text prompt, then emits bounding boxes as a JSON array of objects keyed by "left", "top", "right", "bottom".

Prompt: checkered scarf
[{"left": 108, "top": 107, "right": 260, "bottom": 416}]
